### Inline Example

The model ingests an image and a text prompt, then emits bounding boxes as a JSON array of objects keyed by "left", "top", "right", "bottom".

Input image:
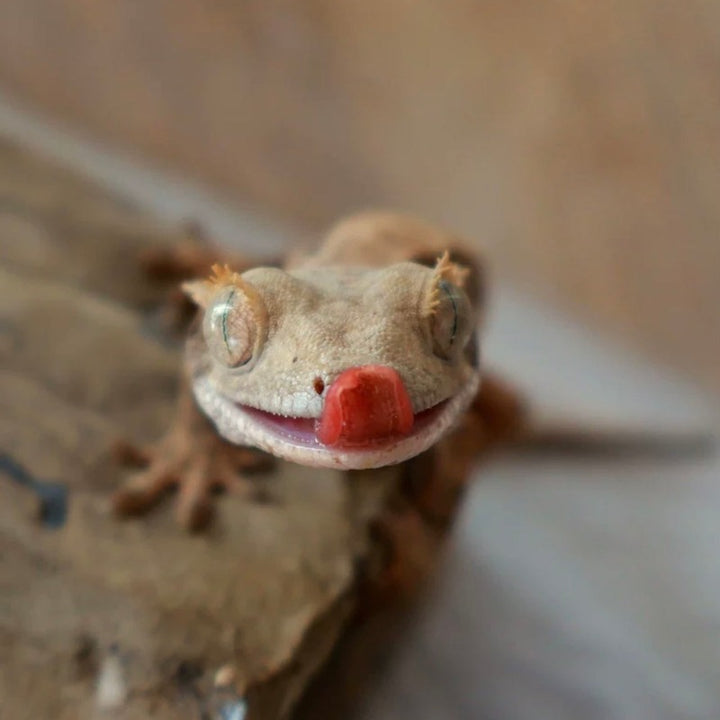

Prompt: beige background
[
  {"left": 1, "top": 105, "right": 714, "bottom": 720},
  {"left": 0, "top": 1, "right": 718, "bottom": 390}
]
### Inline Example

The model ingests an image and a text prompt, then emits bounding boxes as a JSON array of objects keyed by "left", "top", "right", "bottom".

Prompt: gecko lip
[
  {"left": 239, "top": 402, "right": 446, "bottom": 451},
  {"left": 192, "top": 370, "right": 480, "bottom": 470}
]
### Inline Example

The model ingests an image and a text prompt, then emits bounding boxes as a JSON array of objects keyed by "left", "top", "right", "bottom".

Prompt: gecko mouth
[
  {"left": 239, "top": 401, "right": 447, "bottom": 450},
  {"left": 192, "top": 371, "right": 480, "bottom": 470}
]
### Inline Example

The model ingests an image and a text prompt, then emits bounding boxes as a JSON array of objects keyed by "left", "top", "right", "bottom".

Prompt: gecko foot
[{"left": 111, "top": 432, "right": 274, "bottom": 532}]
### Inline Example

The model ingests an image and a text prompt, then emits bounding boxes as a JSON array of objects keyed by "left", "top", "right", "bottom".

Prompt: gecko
[{"left": 112, "top": 211, "right": 524, "bottom": 530}]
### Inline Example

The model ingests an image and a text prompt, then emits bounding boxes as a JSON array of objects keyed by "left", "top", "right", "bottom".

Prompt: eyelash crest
[
  {"left": 422, "top": 251, "right": 471, "bottom": 359},
  {"left": 422, "top": 251, "right": 470, "bottom": 318},
  {"left": 199, "top": 265, "right": 268, "bottom": 368}
]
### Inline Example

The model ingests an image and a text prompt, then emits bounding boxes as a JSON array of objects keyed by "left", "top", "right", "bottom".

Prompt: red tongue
[{"left": 316, "top": 365, "right": 414, "bottom": 446}]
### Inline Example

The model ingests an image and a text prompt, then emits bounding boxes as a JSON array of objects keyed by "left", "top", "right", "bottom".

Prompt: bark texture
[{"left": 0, "top": 138, "right": 495, "bottom": 719}]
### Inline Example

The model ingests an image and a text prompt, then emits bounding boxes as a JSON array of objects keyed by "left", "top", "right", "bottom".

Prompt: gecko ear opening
[{"left": 189, "top": 265, "right": 268, "bottom": 369}]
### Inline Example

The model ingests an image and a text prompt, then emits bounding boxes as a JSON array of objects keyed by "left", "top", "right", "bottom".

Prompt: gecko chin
[{"left": 191, "top": 372, "right": 480, "bottom": 470}]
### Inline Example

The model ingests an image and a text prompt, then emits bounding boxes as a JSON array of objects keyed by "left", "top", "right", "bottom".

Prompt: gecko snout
[{"left": 316, "top": 365, "right": 414, "bottom": 446}]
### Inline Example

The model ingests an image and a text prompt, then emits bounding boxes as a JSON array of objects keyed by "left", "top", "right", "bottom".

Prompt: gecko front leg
[
  {"left": 112, "top": 377, "right": 273, "bottom": 531},
  {"left": 114, "top": 212, "right": 495, "bottom": 531}
]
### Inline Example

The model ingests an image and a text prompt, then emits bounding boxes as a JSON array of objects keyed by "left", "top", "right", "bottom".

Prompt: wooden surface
[
  {"left": 1, "top": 106, "right": 719, "bottom": 720},
  {"left": 0, "top": 138, "right": 485, "bottom": 719},
  {"left": 0, "top": 1, "right": 718, "bottom": 392}
]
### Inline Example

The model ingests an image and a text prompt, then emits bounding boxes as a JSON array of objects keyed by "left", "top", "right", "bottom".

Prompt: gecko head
[{"left": 182, "top": 257, "right": 481, "bottom": 470}]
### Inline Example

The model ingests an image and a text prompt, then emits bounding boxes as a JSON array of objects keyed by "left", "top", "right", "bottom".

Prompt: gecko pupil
[
  {"left": 221, "top": 289, "right": 236, "bottom": 354},
  {"left": 204, "top": 286, "right": 257, "bottom": 368},
  {"left": 439, "top": 280, "right": 458, "bottom": 344}
]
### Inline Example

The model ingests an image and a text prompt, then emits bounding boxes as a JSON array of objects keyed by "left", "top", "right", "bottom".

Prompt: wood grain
[{"left": 2, "top": 133, "right": 532, "bottom": 719}]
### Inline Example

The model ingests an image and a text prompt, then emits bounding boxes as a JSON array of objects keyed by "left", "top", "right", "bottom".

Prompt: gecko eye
[
  {"left": 430, "top": 280, "right": 472, "bottom": 360},
  {"left": 203, "top": 286, "right": 265, "bottom": 368}
]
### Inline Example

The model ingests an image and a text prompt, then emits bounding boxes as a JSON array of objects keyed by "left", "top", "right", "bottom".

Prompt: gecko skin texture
[{"left": 184, "top": 211, "right": 483, "bottom": 470}]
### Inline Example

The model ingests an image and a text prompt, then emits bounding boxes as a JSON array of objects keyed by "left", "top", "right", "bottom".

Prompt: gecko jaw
[
  {"left": 192, "top": 371, "right": 480, "bottom": 470},
  {"left": 241, "top": 401, "right": 445, "bottom": 451}
]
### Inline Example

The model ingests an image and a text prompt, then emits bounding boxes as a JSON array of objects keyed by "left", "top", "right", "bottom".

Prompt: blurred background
[
  {"left": 0, "top": 0, "right": 718, "bottom": 392},
  {"left": 1, "top": 4, "right": 720, "bottom": 720}
]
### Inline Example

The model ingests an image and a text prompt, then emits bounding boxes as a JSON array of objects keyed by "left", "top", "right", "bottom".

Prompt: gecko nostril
[{"left": 313, "top": 377, "right": 325, "bottom": 395}]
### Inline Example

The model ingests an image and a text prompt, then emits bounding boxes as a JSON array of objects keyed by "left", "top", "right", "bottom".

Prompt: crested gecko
[{"left": 113, "top": 212, "right": 523, "bottom": 530}]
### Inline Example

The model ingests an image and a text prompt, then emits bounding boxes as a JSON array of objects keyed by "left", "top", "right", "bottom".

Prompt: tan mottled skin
[{"left": 113, "top": 212, "right": 517, "bottom": 530}]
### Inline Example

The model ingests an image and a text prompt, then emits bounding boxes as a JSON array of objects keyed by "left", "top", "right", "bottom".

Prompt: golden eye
[
  {"left": 430, "top": 280, "right": 471, "bottom": 360},
  {"left": 203, "top": 287, "right": 264, "bottom": 368}
]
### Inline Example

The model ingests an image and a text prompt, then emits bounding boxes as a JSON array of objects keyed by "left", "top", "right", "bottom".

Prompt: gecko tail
[
  {"left": 474, "top": 372, "right": 717, "bottom": 459},
  {"left": 514, "top": 412, "right": 717, "bottom": 458}
]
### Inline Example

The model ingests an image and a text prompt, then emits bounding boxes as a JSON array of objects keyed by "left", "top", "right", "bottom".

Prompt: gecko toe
[
  {"left": 175, "top": 461, "right": 215, "bottom": 531},
  {"left": 112, "top": 464, "right": 176, "bottom": 517},
  {"left": 112, "top": 439, "right": 153, "bottom": 469},
  {"left": 112, "top": 423, "right": 274, "bottom": 530}
]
